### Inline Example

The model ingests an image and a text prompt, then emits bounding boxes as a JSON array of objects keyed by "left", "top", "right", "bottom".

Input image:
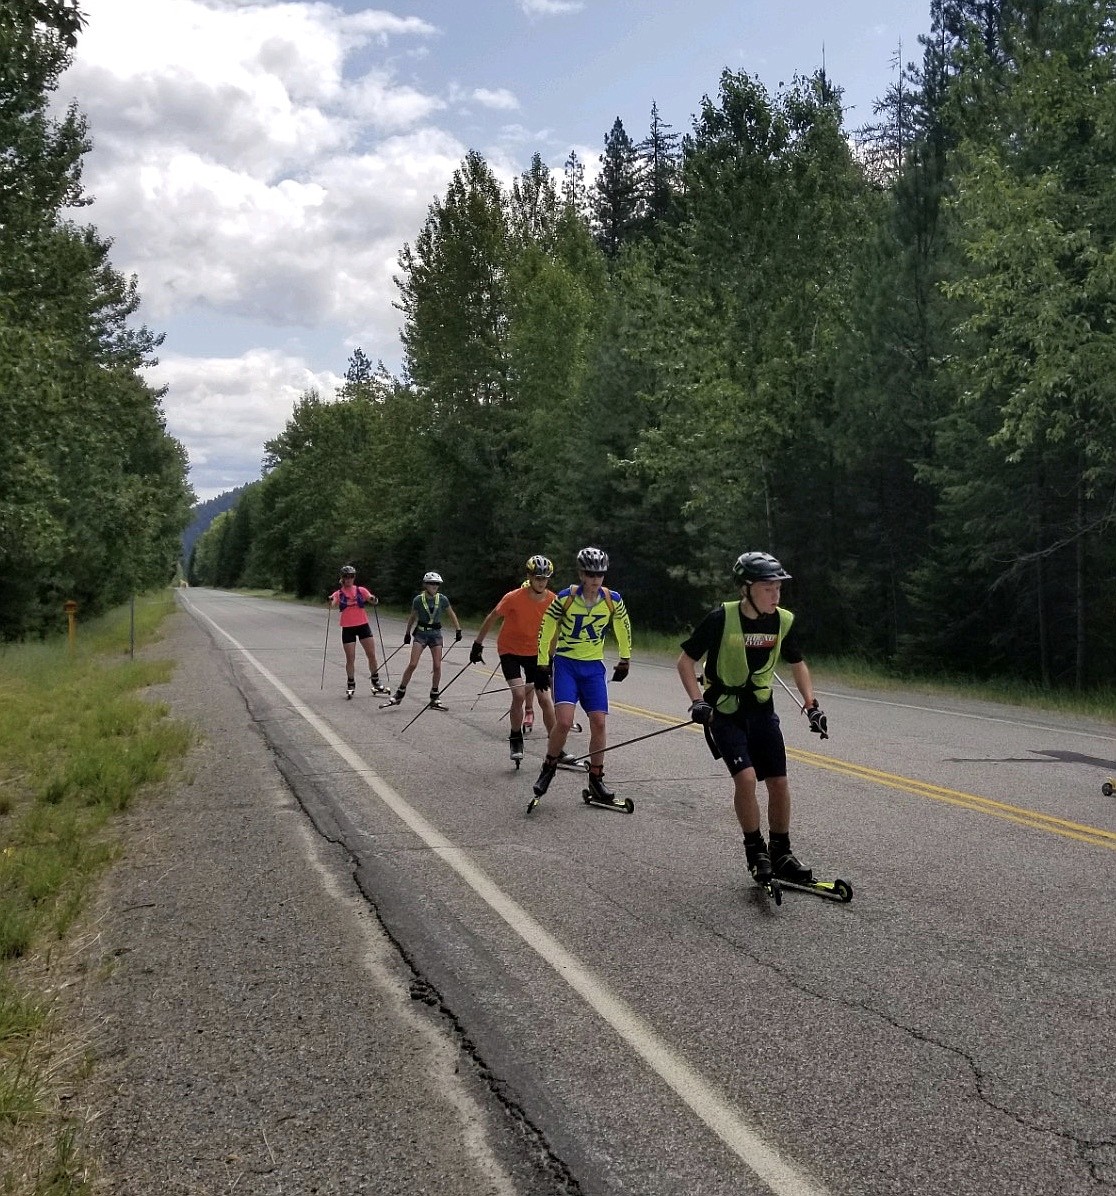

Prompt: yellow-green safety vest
[{"left": 707, "top": 602, "right": 794, "bottom": 713}]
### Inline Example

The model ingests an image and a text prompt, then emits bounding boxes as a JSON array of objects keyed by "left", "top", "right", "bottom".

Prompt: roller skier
[
  {"left": 470, "top": 555, "right": 561, "bottom": 769},
  {"left": 530, "top": 547, "right": 632, "bottom": 811},
  {"left": 380, "top": 572, "right": 462, "bottom": 709},
  {"left": 677, "top": 551, "right": 829, "bottom": 895},
  {"left": 328, "top": 565, "right": 390, "bottom": 699}
]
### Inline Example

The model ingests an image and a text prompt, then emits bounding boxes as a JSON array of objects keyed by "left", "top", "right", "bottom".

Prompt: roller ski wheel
[
  {"left": 776, "top": 877, "right": 853, "bottom": 903},
  {"left": 1103, "top": 779, "right": 1114, "bottom": 797},
  {"left": 749, "top": 866, "right": 782, "bottom": 905},
  {"left": 523, "top": 710, "right": 534, "bottom": 734}
]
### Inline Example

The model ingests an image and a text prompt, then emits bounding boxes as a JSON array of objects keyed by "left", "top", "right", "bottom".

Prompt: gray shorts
[{"left": 413, "top": 627, "right": 443, "bottom": 648}]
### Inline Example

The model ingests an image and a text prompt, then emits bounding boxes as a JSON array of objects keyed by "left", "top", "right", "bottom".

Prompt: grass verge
[{"left": 0, "top": 592, "right": 193, "bottom": 1194}]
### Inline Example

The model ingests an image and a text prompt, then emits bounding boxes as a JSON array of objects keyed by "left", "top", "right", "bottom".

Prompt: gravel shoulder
[{"left": 75, "top": 609, "right": 556, "bottom": 1195}]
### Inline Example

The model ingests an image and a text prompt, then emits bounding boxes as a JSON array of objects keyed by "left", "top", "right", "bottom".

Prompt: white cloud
[
  {"left": 519, "top": 0, "right": 585, "bottom": 14},
  {"left": 471, "top": 87, "right": 520, "bottom": 110},
  {"left": 150, "top": 349, "right": 344, "bottom": 501}
]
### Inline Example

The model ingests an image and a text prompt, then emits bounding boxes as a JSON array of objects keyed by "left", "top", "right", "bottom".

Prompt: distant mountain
[{"left": 181, "top": 484, "right": 252, "bottom": 563}]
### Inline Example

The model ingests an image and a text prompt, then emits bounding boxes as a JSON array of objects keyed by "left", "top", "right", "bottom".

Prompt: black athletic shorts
[
  {"left": 341, "top": 622, "right": 373, "bottom": 644},
  {"left": 500, "top": 653, "right": 545, "bottom": 686},
  {"left": 709, "top": 709, "right": 787, "bottom": 781}
]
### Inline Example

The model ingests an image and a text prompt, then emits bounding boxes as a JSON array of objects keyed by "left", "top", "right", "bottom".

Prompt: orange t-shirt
[{"left": 494, "top": 585, "right": 553, "bottom": 655}]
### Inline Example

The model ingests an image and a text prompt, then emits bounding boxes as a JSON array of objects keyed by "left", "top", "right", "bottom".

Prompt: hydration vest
[
  {"left": 705, "top": 602, "right": 794, "bottom": 714},
  {"left": 337, "top": 586, "right": 367, "bottom": 611}
]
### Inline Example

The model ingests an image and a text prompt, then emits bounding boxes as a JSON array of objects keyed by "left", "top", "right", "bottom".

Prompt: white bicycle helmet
[
  {"left": 422, "top": 571, "right": 443, "bottom": 584},
  {"left": 576, "top": 546, "right": 609, "bottom": 573}
]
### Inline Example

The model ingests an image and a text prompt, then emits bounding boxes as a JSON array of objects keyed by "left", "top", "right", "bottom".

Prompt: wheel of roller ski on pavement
[
  {"left": 581, "top": 789, "right": 635, "bottom": 814},
  {"left": 1103, "top": 779, "right": 1115, "bottom": 797}
]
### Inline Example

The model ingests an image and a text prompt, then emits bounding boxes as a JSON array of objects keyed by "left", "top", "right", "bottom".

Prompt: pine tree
[{"left": 590, "top": 116, "right": 643, "bottom": 257}]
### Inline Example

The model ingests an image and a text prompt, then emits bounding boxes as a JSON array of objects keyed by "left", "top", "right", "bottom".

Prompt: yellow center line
[{"left": 612, "top": 700, "right": 1116, "bottom": 851}]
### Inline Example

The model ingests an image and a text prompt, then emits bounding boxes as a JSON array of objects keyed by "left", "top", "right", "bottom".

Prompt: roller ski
[
  {"left": 346, "top": 678, "right": 356, "bottom": 701},
  {"left": 379, "top": 686, "right": 406, "bottom": 709},
  {"left": 556, "top": 749, "right": 587, "bottom": 772},
  {"left": 527, "top": 756, "right": 558, "bottom": 813},
  {"left": 776, "top": 876, "right": 853, "bottom": 903},
  {"left": 370, "top": 675, "right": 391, "bottom": 696},
  {"left": 771, "top": 844, "right": 852, "bottom": 902},
  {"left": 427, "top": 689, "right": 448, "bottom": 711},
  {"left": 1103, "top": 778, "right": 1114, "bottom": 797},
  {"left": 523, "top": 709, "right": 534, "bottom": 734},
  {"left": 581, "top": 768, "right": 634, "bottom": 814},
  {"left": 509, "top": 730, "right": 524, "bottom": 769}
]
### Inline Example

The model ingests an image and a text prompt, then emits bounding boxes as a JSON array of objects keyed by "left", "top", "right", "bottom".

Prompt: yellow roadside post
[{"left": 64, "top": 599, "right": 78, "bottom": 653}]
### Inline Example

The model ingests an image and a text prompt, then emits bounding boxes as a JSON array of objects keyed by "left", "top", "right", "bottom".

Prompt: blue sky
[{"left": 60, "top": 0, "right": 931, "bottom": 499}]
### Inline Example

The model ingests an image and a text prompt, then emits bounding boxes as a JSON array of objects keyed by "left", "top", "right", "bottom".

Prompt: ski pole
[
  {"left": 319, "top": 606, "right": 332, "bottom": 689},
  {"left": 399, "top": 658, "right": 475, "bottom": 734},
  {"left": 373, "top": 604, "right": 389, "bottom": 685},
  {"left": 566, "top": 719, "right": 691, "bottom": 765},
  {"left": 380, "top": 640, "right": 409, "bottom": 670},
  {"left": 773, "top": 670, "right": 806, "bottom": 711},
  {"left": 470, "top": 660, "right": 502, "bottom": 710}
]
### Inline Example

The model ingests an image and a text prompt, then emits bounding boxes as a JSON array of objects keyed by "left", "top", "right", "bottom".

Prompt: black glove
[
  {"left": 534, "top": 664, "right": 551, "bottom": 692},
  {"left": 455, "top": 629, "right": 463, "bottom": 642},
  {"left": 806, "top": 700, "right": 828, "bottom": 740},
  {"left": 403, "top": 632, "right": 411, "bottom": 645},
  {"left": 689, "top": 699, "right": 714, "bottom": 725},
  {"left": 612, "top": 660, "right": 630, "bottom": 683},
  {"left": 469, "top": 642, "right": 484, "bottom": 664}
]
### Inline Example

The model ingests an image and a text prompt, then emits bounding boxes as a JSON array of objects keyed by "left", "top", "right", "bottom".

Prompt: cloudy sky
[{"left": 59, "top": 0, "right": 931, "bottom": 500}]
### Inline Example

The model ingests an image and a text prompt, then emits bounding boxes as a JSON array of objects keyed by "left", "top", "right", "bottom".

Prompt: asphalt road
[{"left": 148, "top": 588, "right": 1114, "bottom": 1195}]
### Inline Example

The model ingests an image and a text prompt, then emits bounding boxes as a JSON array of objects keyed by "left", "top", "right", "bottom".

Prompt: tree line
[
  {"left": 0, "top": 1, "right": 192, "bottom": 640},
  {"left": 191, "top": 0, "right": 1116, "bottom": 691}
]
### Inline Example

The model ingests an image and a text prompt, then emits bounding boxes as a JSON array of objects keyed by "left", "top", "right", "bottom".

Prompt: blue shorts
[
  {"left": 553, "top": 656, "right": 608, "bottom": 714},
  {"left": 709, "top": 710, "right": 787, "bottom": 781}
]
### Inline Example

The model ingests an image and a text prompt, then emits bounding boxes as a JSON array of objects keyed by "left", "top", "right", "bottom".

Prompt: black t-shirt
[{"left": 680, "top": 604, "right": 803, "bottom": 713}]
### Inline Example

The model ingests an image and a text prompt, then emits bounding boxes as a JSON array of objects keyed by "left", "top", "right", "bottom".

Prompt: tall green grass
[{"left": 0, "top": 592, "right": 193, "bottom": 1194}]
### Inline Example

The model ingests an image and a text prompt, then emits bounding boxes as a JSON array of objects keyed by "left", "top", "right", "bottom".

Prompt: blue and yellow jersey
[{"left": 537, "top": 586, "right": 632, "bottom": 663}]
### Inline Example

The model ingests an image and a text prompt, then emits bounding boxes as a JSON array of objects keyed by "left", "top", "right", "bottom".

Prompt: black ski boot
[
  {"left": 429, "top": 688, "right": 447, "bottom": 711},
  {"left": 509, "top": 730, "right": 525, "bottom": 767},
  {"left": 582, "top": 768, "right": 634, "bottom": 812},
  {"left": 346, "top": 677, "right": 356, "bottom": 700},
  {"left": 370, "top": 673, "right": 390, "bottom": 696},
  {"left": 770, "top": 836, "right": 813, "bottom": 884},
  {"left": 532, "top": 755, "right": 558, "bottom": 799},
  {"left": 380, "top": 685, "right": 406, "bottom": 709},
  {"left": 744, "top": 834, "right": 773, "bottom": 885},
  {"left": 586, "top": 768, "right": 616, "bottom": 802}
]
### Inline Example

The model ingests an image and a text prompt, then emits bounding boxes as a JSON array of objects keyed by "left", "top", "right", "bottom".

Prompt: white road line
[{"left": 185, "top": 599, "right": 830, "bottom": 1196}]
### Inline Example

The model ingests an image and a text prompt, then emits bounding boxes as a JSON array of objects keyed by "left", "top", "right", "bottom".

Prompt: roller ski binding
[
  {"left": 428, "top": 689, "right": 447, "bottom": 711},
  {"left": 371, "top": 675, "right": 391, "bottom": 696},
  {"left": 528, "top": 756, "right": 558, "bottom": 813},
  {"left": 509, "top": 730, "right": 525, "bottom": 769},
  {"left": 379, "top": 687, "right": 406, "bottom": 709},
  {"left": 581, "top": 769, "right": 634, "bottom": 814},
  {"left": 555, "top": 749, "right": 587, "bottom": 772},
  {"left": 346, "top": 678, "right": 356, "bottom": 701}
]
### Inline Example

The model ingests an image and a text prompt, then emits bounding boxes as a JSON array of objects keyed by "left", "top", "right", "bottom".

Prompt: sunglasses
[{"left": 583, "top": 571, "right": 605, "bottom": 577}]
